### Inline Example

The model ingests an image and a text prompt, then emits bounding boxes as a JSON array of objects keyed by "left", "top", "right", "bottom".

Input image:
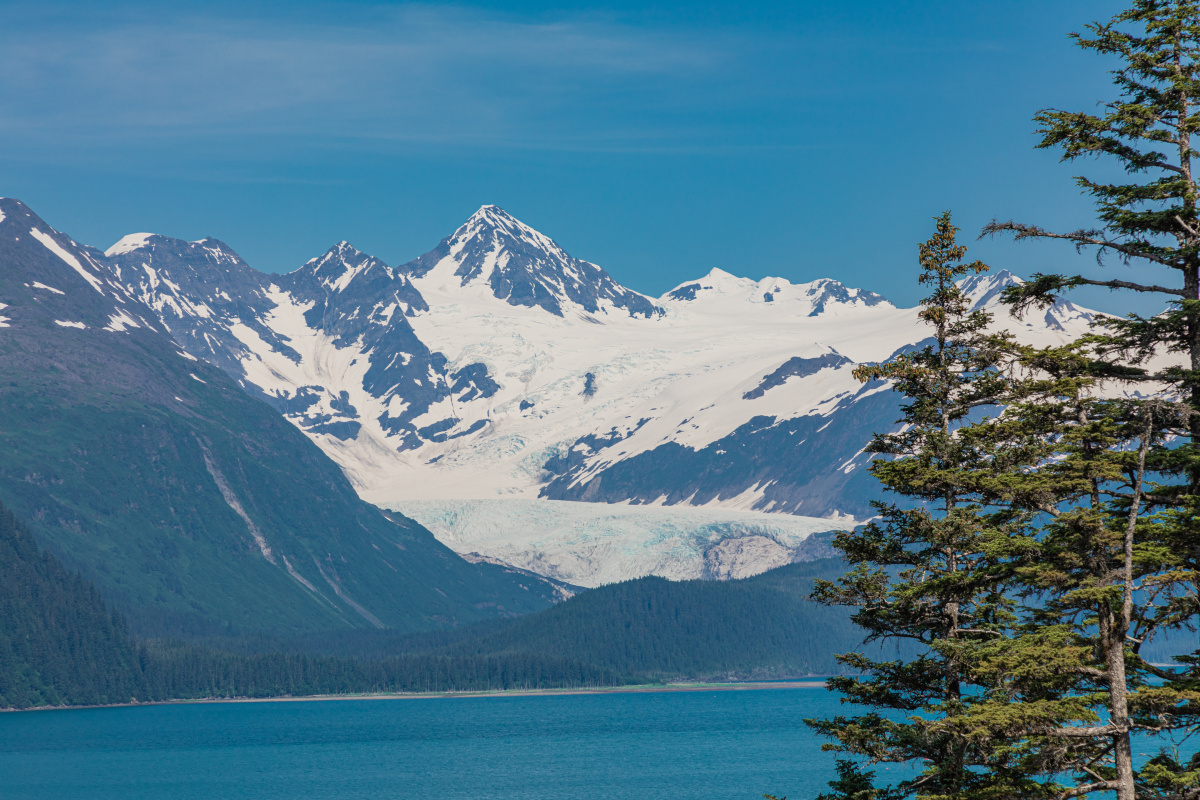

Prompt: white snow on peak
[
  {"left": 304, "top": 242, "right": 386, "bottom": 293},
  {"left": 31, "top": 228, "right": 105, "bottom": 294},
  {"left": 959, "top": 269, "right": 1023, "bottom": 309},
  {"left": 302, "top": 241, "right": 355, "bottom": 266},
  {"left": 455, "top": 205, "right": 566, "bottom": 261},
  {"left": 954, "top": 269, "right": 1096, "bottom": 331},
  {"left": 105, "top": 233, "right": 156, "bottom": 257},
  {"left": 660, "top": 270, "right": 893, "bottom": 317}
]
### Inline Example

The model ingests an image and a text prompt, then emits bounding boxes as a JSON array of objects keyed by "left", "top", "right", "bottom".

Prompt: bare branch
[
  {"left": 1058, "top": 780, "right": 1120, "bottom": 799},
  {"left": 1050, "top": 725, "right": 1123, "bottom": 738}
]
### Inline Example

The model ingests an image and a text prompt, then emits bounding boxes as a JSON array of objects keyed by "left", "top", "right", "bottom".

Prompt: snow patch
[
  {"left": 199, "top": 444, "right": 275, "bottom": 564},
  {"left": 30, "top": 281, "right": 65, "bottom": 295},
  {"left": 31, "top": 228, "right": 105, "bottom": 294},
  {"left": 54, "top": 320, "right": 87, "bottom": 329},
  {"left": 104, "top": 308, "right": 142, "bottom": 333},
  {"left": 105, "top": 233, "right": 156, "bottom": 257}
]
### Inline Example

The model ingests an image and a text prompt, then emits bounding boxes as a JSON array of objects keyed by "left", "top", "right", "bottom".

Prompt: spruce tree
[
  {"left": 981, "top": 3, "right": 1200, "bottom": 797},
  {"left": 806, "top": 213, "right": 1038, "bottom": 799},
  {"left": 807, "top": 214, "right": 1196, "bottom": 799}
]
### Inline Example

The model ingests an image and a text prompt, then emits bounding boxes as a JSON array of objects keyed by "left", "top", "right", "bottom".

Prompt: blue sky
[{"left": 2, "top": 0, "right": 1165, "bottom": 313}]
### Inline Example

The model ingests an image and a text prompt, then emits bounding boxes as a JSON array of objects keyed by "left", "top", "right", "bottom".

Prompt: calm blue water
[{"left": 0, "top": 685, "right": 871, "bottom": 800}]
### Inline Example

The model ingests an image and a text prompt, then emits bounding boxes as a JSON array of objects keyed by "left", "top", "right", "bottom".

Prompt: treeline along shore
[{"left": 0, "top": 500, "right": 863, "bottom": 710}]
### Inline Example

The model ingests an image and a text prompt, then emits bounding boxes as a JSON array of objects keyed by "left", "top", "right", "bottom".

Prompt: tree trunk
[{"left": 1104, "top": 605, "right": 1135, "bottom": 800}]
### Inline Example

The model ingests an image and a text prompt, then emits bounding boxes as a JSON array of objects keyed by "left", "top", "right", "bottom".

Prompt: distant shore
[{"left": 2, "top": 680, "right": 828, "bottom": 714}]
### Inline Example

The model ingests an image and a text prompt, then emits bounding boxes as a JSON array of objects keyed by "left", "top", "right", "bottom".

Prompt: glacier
[{"left": 388, "top": 498, "right": 846, "bottom": 587}]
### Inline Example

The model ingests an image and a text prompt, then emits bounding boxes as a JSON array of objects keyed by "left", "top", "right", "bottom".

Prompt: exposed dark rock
[
  {"left": 742, "top": 352, "right": 852, "bottom": 400},
  {"left": 450, "top": 362, "right": 500, "bottom": 402},
  {"left": 667, "top": 283, "right": 704, "bottom": 301},
  {"left": 539, "top": 387, "right": 900, "bottom": 520}
]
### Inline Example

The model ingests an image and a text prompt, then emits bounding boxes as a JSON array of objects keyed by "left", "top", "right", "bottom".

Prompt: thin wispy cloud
[{"left": 0, "top": 5, "right": 772, "bottom": 153}]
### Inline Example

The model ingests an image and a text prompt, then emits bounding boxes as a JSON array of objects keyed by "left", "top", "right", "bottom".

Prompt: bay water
[{"left": 0, "top": 684, "right": 873, "bottom": 800}]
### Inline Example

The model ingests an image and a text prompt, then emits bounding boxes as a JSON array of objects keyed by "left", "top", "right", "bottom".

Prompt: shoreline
[{"left": 2, "top": 680, "right": 828, "bottom": 714}]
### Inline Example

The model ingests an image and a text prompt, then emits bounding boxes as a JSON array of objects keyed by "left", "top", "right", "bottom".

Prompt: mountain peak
[
  {"left": 398, "top": 207, "right": 661, "bottom": 319},
  {"left": 304, "top": 240, "right": 368, "bottom": 267},
  {"left": 0, "top": 199, "right": 159, "bottom": 330},
  {"left": 959, "top": 268, "right": 1022, "bottom": 309},
  {"left": 292, "top": 240, "right": 400, "bottom": 296},
  {"left": 452, "top": 205, "right": 561, "bottom": 259},
  {"left": 103, "top": 232, "right": 246, "bottom": 269},
  {"left": 105, "top": 233, "right": 157, "bottom": 257},
  {"left": 0, "top": 197, "right": 36, "bottom": 224}
]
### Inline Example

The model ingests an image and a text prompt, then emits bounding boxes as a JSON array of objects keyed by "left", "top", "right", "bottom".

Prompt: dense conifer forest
[
  {"left": 0, "top": 499, "right": 864, "bottom": 710},
  {"left": 0, "top": 503, "right": 148, "bottom": 708}
]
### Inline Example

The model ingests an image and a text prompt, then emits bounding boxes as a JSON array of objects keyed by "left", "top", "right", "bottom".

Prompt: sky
[{"left": 0, "top": 0, "right": 1171, "bottom": 314}]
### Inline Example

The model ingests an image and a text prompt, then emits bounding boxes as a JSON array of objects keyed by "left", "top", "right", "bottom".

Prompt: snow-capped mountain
[
  {"left": 960, "top": 269, "right": 1097, "bottom": 332},
  {"left": 399, "top": 205, "right": 661, "bottom": 319},
  {"left": 664, "top": 268, "right": 890, "bottom": 317},
  {"left": 92, "top": 204, "right": 1102, "bottom": 584},
  {"left": 0, "top": 198, "right": 562, "bottom": 636},
  {"left": 0, "top": 200, "right": 161, "bottom": 336}
]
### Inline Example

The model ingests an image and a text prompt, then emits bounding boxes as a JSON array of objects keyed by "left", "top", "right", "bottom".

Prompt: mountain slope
[
  {"left": 262, "top": 558, "right": 871, "bottom": 680},
  {"left": 0, "top": 198, "right": 559, "bottom": 637}
]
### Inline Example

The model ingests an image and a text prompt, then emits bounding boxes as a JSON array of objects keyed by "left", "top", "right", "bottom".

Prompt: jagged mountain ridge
[
  {"left": 0, "top": 197, "right": 562, "bottom": 637},
  {"left": 399, "top": 205, "right": 661, "bottom": 319},
  {"left": 91, "top": 204, "right": 1099, "bottom": 530}
]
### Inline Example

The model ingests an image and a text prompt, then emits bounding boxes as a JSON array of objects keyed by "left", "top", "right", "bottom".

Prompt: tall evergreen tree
[
  {"left": 982, "top": 3, "right": 1200, "bottom": 797},
  {"left": 806, "top": 214, "right": 1196, "bottom": 799},
  {"left": 806, "top": 213, "right": 1039, "bottom": 799}
]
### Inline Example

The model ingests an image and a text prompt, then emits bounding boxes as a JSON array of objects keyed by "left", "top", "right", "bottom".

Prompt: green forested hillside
[
  {"left": 0, "top": 503, "right": 146, "bottom": 708},
  {"left": 0, "top": 490, "right": 872, "bottom": 710},
  {"left": 0, "top": 499, "right": 625, "bottom": 709},
  {"left": 435, "top": 560, "right": 861, "bottom": 678},
  {"left": 195, "top": 559, "right": 868, "bottom": 680},
  {"left": 0, "top": 499, "right": 866, "bottom": 710}
]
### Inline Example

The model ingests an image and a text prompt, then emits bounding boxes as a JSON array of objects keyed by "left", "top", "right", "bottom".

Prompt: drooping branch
[{"left": 982, "top": 219, "right": 1182, "bottom": 272}]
